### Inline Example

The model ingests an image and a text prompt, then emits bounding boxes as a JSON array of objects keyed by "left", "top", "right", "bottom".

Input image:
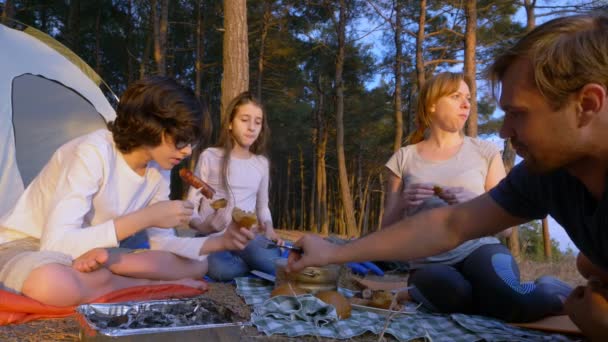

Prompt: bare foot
[
  {"left": 73, "top": 248, "right": 109, "bottom": 273},
  {"left": 158, "top": 278, "right": 209, "bottom": 291}
]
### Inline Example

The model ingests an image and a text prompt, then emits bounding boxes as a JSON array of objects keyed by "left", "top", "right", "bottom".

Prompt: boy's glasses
[{"left": 175, "top": 142, "right": 198, "bottom": 150}]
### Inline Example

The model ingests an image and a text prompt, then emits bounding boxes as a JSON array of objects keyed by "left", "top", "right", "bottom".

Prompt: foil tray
[{"left": 76, "top": 296, "right": 250, "bottom": 341}]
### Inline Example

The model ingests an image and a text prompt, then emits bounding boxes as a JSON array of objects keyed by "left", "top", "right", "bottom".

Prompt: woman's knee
[
  {"left": 22, "top": 264, "right": 84, "bottom": 306},
  {"left": 408, "top": 265, "right": 473, "bottom": 313}
]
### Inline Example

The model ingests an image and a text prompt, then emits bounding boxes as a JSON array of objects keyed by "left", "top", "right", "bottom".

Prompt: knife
[{"left": 250, "top": 270, "right": 276, "bottom": 282}]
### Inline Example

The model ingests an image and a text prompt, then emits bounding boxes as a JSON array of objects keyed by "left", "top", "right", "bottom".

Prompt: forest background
[{"left": 1, "top": 0, "right": 607, "bottom": 263}]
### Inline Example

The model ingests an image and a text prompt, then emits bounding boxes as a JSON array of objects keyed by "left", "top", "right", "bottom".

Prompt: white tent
[{"left": 0, "top": 21, "right": 116, "bottom": 217}]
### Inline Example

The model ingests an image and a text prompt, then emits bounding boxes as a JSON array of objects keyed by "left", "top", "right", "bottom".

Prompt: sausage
[{"left": 179, "top": 168, "right": 216, "bottom": 199}]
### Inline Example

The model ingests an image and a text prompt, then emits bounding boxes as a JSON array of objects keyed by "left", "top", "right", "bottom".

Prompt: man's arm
[{"left": 289, "top": 194, "right": 527, "bottom": 270}]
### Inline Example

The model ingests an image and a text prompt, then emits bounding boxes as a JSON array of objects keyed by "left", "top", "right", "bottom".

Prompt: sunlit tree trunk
[
  {"left": 153, "top": 0, "right": 168, "bottom": 76},
  {"left": 256, "top": 0, "right": 271, "bottom": 101},
  {"left": 503, "top": 139, "right": 520, "bottom": 260},
  {"left": 335, "top": 0, "right": 357, "bottom": 237},
  {"left": 415, "top": 0, "right": 427, "bottom": 89},
  {"left": 221, "top": 0, "right": 249, "bottom": 119},
  {"left": 464, "top": 0, "right": 477, "bottom": 137},
  {"left": 195, "top": 0, "right": 204, "bottom": 97},
  {"left": 125, "top": 0, "right": 134, "bottom": 83},
  {"left": 299, "top": 145, "right": 306, "bottom": 229},
  {"left": 94, "top": 5, "right": 102, "bottom": 75},
  {"left": 393, "top": 0, "right": 404, "bottom": 151},
  {"left": 1, "top": 0, "right": 14, "bottom": 24},
  {"left": 523, "top": 0, "right": 551, "bottom": 258},
  {"left": 67, "top": 0, "right": 80, "bottom": 54}
]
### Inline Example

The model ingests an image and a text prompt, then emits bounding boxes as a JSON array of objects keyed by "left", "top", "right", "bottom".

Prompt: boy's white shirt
[
  {"left": 188, "top": 147, "right": 273, "bottom": 232},
  {"left": 0, "top": 129, "right": 209, "bottom": 261}
]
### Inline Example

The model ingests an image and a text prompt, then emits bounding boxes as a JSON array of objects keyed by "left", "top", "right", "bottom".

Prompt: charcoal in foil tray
[{"left": 77, "top": 296, "right": 248, "bottom": 336}]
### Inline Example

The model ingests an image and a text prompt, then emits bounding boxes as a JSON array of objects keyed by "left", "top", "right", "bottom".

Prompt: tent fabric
[
  {"left": 0, "top": 284, "right": 206, "bottom": 325},
  {"left": 0, "top": 22, "right": 116, "bottom": 217}
]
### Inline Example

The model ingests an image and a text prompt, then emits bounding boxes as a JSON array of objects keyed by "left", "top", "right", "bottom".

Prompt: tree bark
[
  {"left": 314, "top": 81, "right": 329, "bottom": 236},
  {"left": 1, "top": 0, "right": 14, "bottom": 24},
  {"left": 195, "top": 0, "right": 204, "bottom": 97},
  {"left": 67, "top": 0, "right": 80, "bottom": 54},
  {"left": 126, "top": 0, "right": 134, "bottom": 83},
  {"left": 415, "top": 0, "right": 427, "bottom": 89},
  {"left": 393, "top": 0, "right": 404, "bottom": 152},
  {"left": 335, "top": 0, "right": 358, "bottom": 237},
  {"left": 299, "top": 145, "right": 306, "bottom": 229},
  {"left": 153, "top": 0, "right": 168, "bottom": 76},
  {"left": 464, "top": 0, "right": 477, "bottom": 137},
  {"left": 503, "top": 139, "right": 520, "bottom": 260},
  {"left": 94, "top": 5, "right": 102, "bottom": 75},
  {"left": 221, "top": 0, "right": 249, "bottom": 120},
  {"left": 257, "top": 0, "right": 271, "bottom": 101}
]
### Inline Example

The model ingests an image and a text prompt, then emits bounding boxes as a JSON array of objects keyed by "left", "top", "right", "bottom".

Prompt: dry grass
[
  {"left": 518, "top": 255, "right": 585, "bottom": 287},
  {"left": 0, "top": 257, "right": 585, "bottom": 341}
]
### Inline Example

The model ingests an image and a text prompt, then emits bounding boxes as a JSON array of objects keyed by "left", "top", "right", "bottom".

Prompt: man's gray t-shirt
[{"left": 385, "top": 137, "right": 501, "bottom": 268}]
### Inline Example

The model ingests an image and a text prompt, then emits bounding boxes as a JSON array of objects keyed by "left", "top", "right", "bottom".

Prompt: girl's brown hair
[{"left": 406, "top": 72, "right": 466, "bottom": 144}]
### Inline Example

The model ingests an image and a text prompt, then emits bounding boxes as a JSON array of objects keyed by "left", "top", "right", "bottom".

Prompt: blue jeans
[{"left": 207, "top": 235, "right": 281, "bottom": 281}]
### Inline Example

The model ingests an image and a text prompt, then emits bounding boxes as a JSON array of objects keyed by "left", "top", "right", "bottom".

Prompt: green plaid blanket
[{"left": 236, "top": 277, "right": 578, "bottom": 341}]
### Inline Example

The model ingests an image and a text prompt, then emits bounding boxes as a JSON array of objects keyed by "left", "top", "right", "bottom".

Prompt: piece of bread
[
  {"left": 315, "top": 290, "right": 352, "bottom": 319},
  {"left": 210, "top": 198, "right": 227, "bottom": 210},
  {"left": 232, "top": 207, "right": 258, "bottom": 228},
  {"left": 368, "top": 290, "right": 394, "bottom": 310},
  {"left": 433, "top": 185, "right": 444, "bottom": 196},
  {"left": 271, "top": 283, "right": 308, "bottom": 297}
]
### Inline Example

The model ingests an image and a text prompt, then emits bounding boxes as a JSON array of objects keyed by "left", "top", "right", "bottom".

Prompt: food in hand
[
  {"left": 232, "top": 207, "right": 257, "bottom": 229},
  {"left": 315, "top": 290, "right": 352, "bottom": 319},
  {"left": 433, "top": 185, "right": 444, "bottom": 196},
  {"left": 271, "top": 283, "right": 308, "bottom": 297},
  {"left": 368, "top": 290, "right": 394, "bottom": 310},
  {"left": 179, "top": 168, "right": 216, "bottom": 199},
  {"left": 210, "top": 198, "right": 227, "bottom": 210}
]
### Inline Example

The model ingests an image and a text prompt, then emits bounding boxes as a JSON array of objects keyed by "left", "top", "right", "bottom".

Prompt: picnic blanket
[
  {"left": 236, "top": 277, "right": 578, "bottom": 341},
  {"left": 0, "top": 284, "right": 205, "bottom": 325}
]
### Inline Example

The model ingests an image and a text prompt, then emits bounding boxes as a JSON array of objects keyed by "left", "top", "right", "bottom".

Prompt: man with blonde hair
[{"left": 288, "top": 13, "right": 608, "bottom": 339}]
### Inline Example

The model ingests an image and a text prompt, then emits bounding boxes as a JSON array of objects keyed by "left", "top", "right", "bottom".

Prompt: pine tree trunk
[
  {"left": 195, "top": 0, "right": 204, "bottom": 97},
  {"left": 67, "top": 0, "right": 80, "bottom": 54},
  {"left": 335, "top": 0, "right": 357, "bottom": 237},
  {"left": 257, "top": 1, "right": 271, "bottom": 101},
  {"left": 95, "top": 5, "right": 102, "bottom": 74},
  {"left": 126, "top": 0, "right": 134, "bottom": 83},
  {"left": 285, "top": 156, "right": 292, "bottom": 230},
  {"left": 464, "top": 0, "right": 477, "bottom": 137},
  {"left": 299, "top": 145, "right": 306, "bottom": 229},
  {"left": 542, "top": 217, "right": 552, "bottom": 260},
  {"left": 415, "top": 0, "right": 427, "bottom": 89},
  {"left": 153, "top": 0, "right": 168, "bottom": 76},
  {"left": 376, "top": 172, "right": 385, "bottom": 232},
  {"left": 221, "top": 0, "right": 249, "bottom": 119},
  {"left": 503, "top": 139, "right": 521, "bottom": 260},
  {"left": 1, "top": 0, "right": 14, "bottom": 24},
  {"left": 393, "top": 0, "right": 404, "bottom": 152}
]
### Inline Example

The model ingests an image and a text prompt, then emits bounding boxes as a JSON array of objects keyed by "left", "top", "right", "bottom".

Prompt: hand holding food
[
  {"left": 402, "top": 182, "right": 435, "bottom": 208},
  {"left": 179, "top": 168, "right": 216, "bottom": 199},
  {"left": 435, "top": 186, "right": 477, "bottom": 205},
  {"left": 232, "top": 207, "right": 258, "bottom": 229}
]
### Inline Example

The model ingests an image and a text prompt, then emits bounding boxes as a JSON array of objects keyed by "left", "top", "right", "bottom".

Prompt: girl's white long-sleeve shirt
[
  {"left": 0, "top": 129, "right": 209, "bottom": 260},
  {"left": 188, "top": 147, "right": 273, "bottom": 230}
]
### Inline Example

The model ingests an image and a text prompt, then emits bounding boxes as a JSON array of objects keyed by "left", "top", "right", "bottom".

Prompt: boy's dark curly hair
[{"left": 108, "top": 76, "right": 203, "bottom": 153}]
